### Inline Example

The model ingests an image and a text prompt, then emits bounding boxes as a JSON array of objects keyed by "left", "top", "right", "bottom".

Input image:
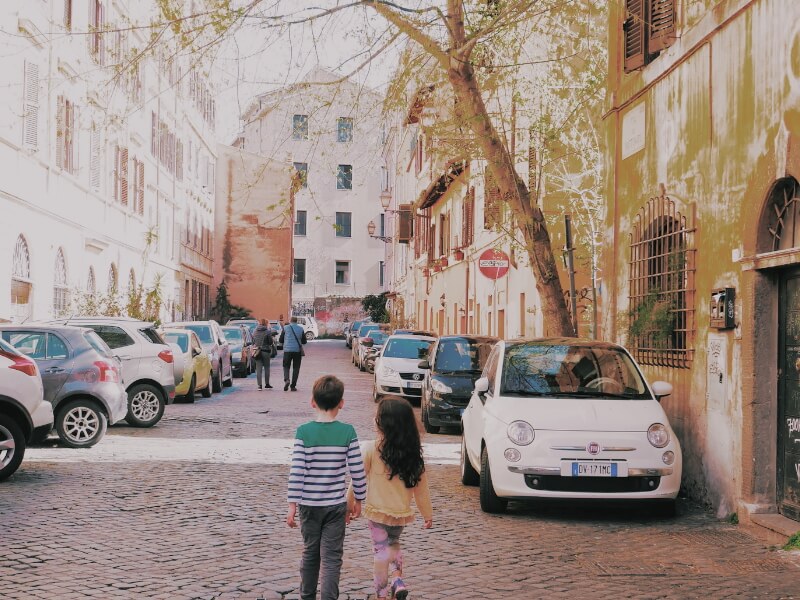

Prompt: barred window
[
  {"left": 53, "top": 249, "right": 69, "bottom": 317},
  {"left": 628, "top": 195, "right": 695, "bottom": 368}
]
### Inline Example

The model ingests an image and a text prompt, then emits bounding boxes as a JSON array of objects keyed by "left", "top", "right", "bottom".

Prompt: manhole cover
[{"left": 711, "top": 558, "right": 798, "bottom": 574}]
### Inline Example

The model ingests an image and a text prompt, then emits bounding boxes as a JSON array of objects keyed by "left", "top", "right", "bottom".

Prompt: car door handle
[{"left": 44, "top": 367, "right": 65, "bottom": 374}]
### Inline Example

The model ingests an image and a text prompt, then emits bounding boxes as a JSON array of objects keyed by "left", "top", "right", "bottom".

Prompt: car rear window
[
  {"left": 164, "top": 332, "right": 189, "bottom": 353},
  {"left": 184, "top": 324, "right": 213, "bottom": 343},
  {"left": 222, "top": 328, "right": 243, "bottom": 343},
  {"left": 84, "top": 331, "right": 114, "bottom": 358},
  {"left": 434, "top": 339, "right": 495, "bottom": 373},
  {"left": 368, "top": 332, "right": 389, "bottom": 345},
  {"left": 84, "top": 325, "right": 135, "bottom": 349},
  {"left": 140, "top": 327, "right": 166, "bottom": 345},
  {"left": 383, "top": 338, "right": 433, "bottom": 359}
]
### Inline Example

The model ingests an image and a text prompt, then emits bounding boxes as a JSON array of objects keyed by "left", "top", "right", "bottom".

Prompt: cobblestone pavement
[{"left": 2, "top": 340, "right": 800, "bottom": 599}]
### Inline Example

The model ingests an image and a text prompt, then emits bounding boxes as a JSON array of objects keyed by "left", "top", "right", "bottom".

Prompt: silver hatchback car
[{"left": 0, "top": 325, "right": 127, "bottom": 448}]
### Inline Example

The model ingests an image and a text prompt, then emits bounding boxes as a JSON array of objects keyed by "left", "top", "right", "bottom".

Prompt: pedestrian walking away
[
  {"left": 348, "top": 396, "right": 433, "bottom": 600},
  {"left": 286, "top": 375, "right": 367, "bottom": 600},
  {"left": 280, "top": 316, "right": 307, "bottom": 391},
  {"left": 252, "top": 319, "right": 276, "bottom": 390}
]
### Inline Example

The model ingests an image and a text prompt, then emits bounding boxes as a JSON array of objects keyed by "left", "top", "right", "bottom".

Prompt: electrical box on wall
[{"left": 710, "top": 287, "right": 735, "bottom": 329}]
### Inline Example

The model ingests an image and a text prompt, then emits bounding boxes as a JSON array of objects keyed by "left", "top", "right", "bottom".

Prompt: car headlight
[
  {"left": 647, "top": 423, "right": 670, "bottom": 448},
  {"left": 430, "top": 379, "right": 452, "bottom": 394},
  {"left": 507, "top": 421, "right": 535, "bottom": 446},
  {"left": 379, "top": 364, "right": 397, "bottom": 378}
]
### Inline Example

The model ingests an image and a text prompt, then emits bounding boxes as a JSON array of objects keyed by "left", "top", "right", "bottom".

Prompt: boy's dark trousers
[
  {"left": 283, "top": 351, "right": 302, "bottom": 388},
  {"left": 298, "top": 503, "right": 347, "bottom": 600}
]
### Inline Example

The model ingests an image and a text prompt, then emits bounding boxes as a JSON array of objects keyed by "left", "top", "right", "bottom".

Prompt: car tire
[
  {"left": 460, "top": 436, "right": 479, "bottom": 486},
  {"left": 372, "top": 384, "right": 382, "bottom": 404},
  {"left": 212, "top": 369, "right": 222, "bottom": 393},
  {"left": 223, "top": 361, "right": 234, "bottom": 387},
  {"left": 480, "top": 446, "right": 508, "bottom": 513},
  {"left": 0, "top": 414, "right": 26, "bottom": 482},
  {"left": 422, "top": 402, "right": 440, "bottom": 434},
  {"left": 56, "top": 399, "right": 108, "bottom": 448},
  {"left": 184, "top": 375, "right": 196, "bottom": 404},
  {"left": 305, "top": 331, "right": 315, "bottom": 341},
  {"left": 200, "top": 372, "right": 213, "bottom": 398},
  {"left": 126, "top": 383, "right": 166, "bottom": 428},
  {"left": 359, "top": 359, "right": 366, "bottom": 372}
]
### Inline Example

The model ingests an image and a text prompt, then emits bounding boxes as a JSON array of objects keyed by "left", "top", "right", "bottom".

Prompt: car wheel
[
  {"left": 200, "top": 372, "right": 213, "bottom": 398},
  {"left": 223, "top": 362, "right": 234, "bottom": 387},
  {"left": 212, "top": 368, "right": 222, "bottom": 393},
  {"left": 480, "top": 446, "right": 508, "bottom": 513},
  {"left": 126, "top": 383, "right": 166, "bottom": 427},
  {"left": 460, "top": 435, "right": 479, "bottom": 486},
  {"left": 56, "top": 400, "right": 108, "bottom": 448},
  {"left": 0, "top": 415, "right": 26, "bottom": 482},
  {"left": 372, "top": 383, "right": 382, "bottom": 404},
  {"left": 184, "top": 375, "right": 196, "bottom": 404},
  {"left": 422, "top": 402, "right": 440, "bottom": 434},
  {"left": 359, "top": 358, "right": 366, "bottom": 372},
  {"left": 305, "top": 331, "right": 315, "bottom": 341}
]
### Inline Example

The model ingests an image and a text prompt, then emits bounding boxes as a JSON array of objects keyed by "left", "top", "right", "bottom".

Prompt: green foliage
[
  {"left": 126, "top": 273, "right": 165, "bottom": 325},
  {"left": 362, "top": 293, "right": 389, "bottom": 323},
  {"left": 70, "top": 288, "right": 123, "bottom": 318},
  {"left": 728, "top": 512, "right": 739, "bottom": 525},
  {"left": 210, "top": 281, "right": 251, "bottom": 323},
  {"left": 629, "top": 292, "right": 675, "bottom": 348},
  {"left": 784, "top": 532, "right": 800, "bottom": 550}
]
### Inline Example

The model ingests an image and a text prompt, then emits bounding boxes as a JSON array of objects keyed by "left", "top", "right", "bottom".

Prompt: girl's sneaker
[{"left": 391, "top": 578, "right": 408, "bottom": 600}]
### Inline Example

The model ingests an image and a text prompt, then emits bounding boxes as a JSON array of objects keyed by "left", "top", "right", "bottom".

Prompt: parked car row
[{"left": 0, "top": 316, "right": 251, "bottom": 481}]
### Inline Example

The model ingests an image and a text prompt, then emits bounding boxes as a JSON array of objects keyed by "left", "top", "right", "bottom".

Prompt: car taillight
[
  {"left": 95, "top": 361, "right": 120, "bottom": 383},
  {"left": 71, "top": 361, "right": 120, "bottom": 383},
  {"left": 1, "top": 350, "right": 38, "bottom": 377},
  {"left": 158, "top": 349, "right": 174, "bottom": 364}
]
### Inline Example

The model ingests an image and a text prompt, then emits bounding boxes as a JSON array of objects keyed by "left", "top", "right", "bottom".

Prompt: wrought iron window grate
[{"left": 628, "top": 194, "right": 696, "bottom": 368}]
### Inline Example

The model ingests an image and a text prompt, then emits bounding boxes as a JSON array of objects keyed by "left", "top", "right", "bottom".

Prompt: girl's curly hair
[{"left": 376, "top": 396, "right": 425, "bottom": 488}]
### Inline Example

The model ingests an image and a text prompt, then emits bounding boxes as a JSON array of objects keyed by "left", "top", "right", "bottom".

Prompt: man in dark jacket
[
  {"left": 252, "top": 319, "right": 275, "bottom": 390},
  {"left": 279, "top": 316, "right": 306, "bottom": 391}
]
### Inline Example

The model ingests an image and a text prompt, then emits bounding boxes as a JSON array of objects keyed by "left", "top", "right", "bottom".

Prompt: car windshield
[
  {"left": 84, "top": 331, "right": 113, "bottom": 357},
  {"left": 139, "top": 327, "right": 166, "bottom": 345},
  {"left": 222, "top": 328, "right": 243, "bottom": 343},
  {"left": 357, "top": 323, "right": 376, "bottom": 336},
  {"left": 500, "top": 343, "right": 651, "bottom": 399},
  {"left": 383, "top": 338, "right": 433, "bottom": 360},
  {"left": 184, "top": 324, "right": 213, "bottom": 344},
  {"left": 434, "top": 338, "right": 494, "bottom": 373},
  {"left": 164, "top": 332, "right": 189, "bottom": 353},
  {"left": 368, "top": 332, "right": 389, "bottom": 346}
]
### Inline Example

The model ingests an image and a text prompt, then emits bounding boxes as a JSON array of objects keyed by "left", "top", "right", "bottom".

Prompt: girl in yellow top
[{"left": 349, "top": 396, "right": 432, "bottom": 599}]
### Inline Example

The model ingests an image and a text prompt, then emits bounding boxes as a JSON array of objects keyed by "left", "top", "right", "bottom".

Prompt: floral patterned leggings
[{"left": 368, "top": 520, "right": 405, "bottom": 598}]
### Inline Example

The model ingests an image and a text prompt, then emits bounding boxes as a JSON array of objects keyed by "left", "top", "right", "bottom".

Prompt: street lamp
[{"left": 367, "top": 220, "right": 392, "bottom": 243}]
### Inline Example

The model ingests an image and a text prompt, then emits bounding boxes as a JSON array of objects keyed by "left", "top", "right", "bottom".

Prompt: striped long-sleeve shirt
[{"left": 288, "top": 420, "right": 367, "bottom": 506}]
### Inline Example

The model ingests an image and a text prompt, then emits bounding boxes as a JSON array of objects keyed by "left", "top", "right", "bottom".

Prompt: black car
[
  {"left": 222, "top": 325, "right": 254, "bottom": 377},
  {"left": 418, "top": 335, "right": 497, "bottom": 434}
]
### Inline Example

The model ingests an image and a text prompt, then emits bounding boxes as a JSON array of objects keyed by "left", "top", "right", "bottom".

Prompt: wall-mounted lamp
[
  {"left": 439, "top": 293, "right": 447, "bottom": 307},
  {"left": 367, "top": 220, "right": 392, "bottom": 243}
]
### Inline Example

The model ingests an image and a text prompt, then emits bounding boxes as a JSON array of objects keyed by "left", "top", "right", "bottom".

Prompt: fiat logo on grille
[
  {"left": 586, "top": 442, "right": 601, "bottom": 455},
  {"left": 413, "top": 373, "right": 422, "bottom": 381}
]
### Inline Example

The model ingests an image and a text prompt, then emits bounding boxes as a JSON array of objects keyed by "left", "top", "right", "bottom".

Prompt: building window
[
  {"left": 292, "top": 114, "right": 308, "bottom": 140},
  {"left": 113, "top": 145, "right": 129, "bottom": 206},
  {"left": 293, "top": 162, "right": 308, "bottom": 188},
  {"left": 295, "top": 210, "right": 307, "bottom": 236},
  {"left": 628, "top": 194, "right": 696, "bottom": 368},
  {"left": 11, "top": 235, "right": 32, "bottom": 322},
  {"left": 337, "top": 117, "right": 353, "bottom": 142},
  {"left": 64, "top": 0, "right": 73, "bottom": 30},
  {"left": 53, "top": 249, "right": 69, "bottom": 317},
  {"left": 131, "top": 159, "right": 145, "bottom": 215},
  {"left": 22, "top": 61, "right": 39, "bottom": 150},
  {"left": 88, "top": 0, "right": 105, "bottom": 64},
  {"left": 462, "top": 186, "right": 475, "bottom": 247},
  {"left": 623, "top": 0, "right": 676, "bottom": 73},
  {"left": 86, "top": 267, "right": 96, "bottom": 294},
  {"left": 483, "top": 167, "right": 502, "bottom": 229},
  {"left": 335, "top": 261, "right": 350, "bottom": 285},
  {"left": 293, "top": 259, "right": 306, "bottom": 284},
  {"left": 336, "top": 164, "right": 352, "bottom": 190},
  {"left": 379, "top": 213, "right": 385, "bottom": 237},
  {"left": 56, "top": 96, "right": 77, "bottom": 174},
  {"left": 379, "top": 261, "right": 385, "bottom": 287},
  {"left": 108, "top": 263, "right": 118, "bottom": 294},
  {"left": 335, "top": 212, "right": 352, "bottom": 237}
]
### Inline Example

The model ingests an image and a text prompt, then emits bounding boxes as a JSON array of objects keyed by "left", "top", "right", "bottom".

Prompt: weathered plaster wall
[
  {"left": 214, "top": 144, "right": 293, "bottom": 321},
  {"left": 604, "top": 0, "right": 800, "bottom": 515}
]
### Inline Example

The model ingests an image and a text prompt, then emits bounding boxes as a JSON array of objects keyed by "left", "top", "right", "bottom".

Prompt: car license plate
[
  {"left": 406, "top": 381, "right": 423, "bottom": 389},
  {"left": 561, "top": 461, "right": 626, "bottom": 477}
]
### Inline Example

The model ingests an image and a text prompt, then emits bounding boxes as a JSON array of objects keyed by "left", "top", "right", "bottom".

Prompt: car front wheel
[
  {"left": 305, "top": 331, "right": 315, "bottom": 341},
  {"left": 126, "top": 384, "right": 166, "bottom": 427},
  {"left": 200, "top": 372, "right": 213, "bottom": 398},
  {"left": 212, "top": 368, "right": 222, "bottom": 393},
  {"left": 460, "top": 436, "right": 479, "bottom": 486},
  {"left": 479, "top": 446, "right": 508, "bottom": 514},
  {"left": 184, "top": 375, "right": 196, "bottom": 403},
  {"left": 223, "top": 360, "right": 233, "bottom": 387},
  {"left": 56, "top": 400, "right": 108, "bottom": 448},
  {"left": 0, "top": 415, "right": 26, "bottom": 481},
  {"left": 422, "top": 402, "right": 440, "bottom": 434}
]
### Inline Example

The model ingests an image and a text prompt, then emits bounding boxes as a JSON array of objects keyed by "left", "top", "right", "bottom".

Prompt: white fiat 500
[{"left": 461, "top": 339, "right": 682, "bottom": 514}]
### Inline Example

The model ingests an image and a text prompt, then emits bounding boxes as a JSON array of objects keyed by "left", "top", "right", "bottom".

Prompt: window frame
[
  {"left": 293, "top": 258, "right": 307, "bottom": 284},
  {"left": 335, "top": 260, "right": 350, "bottom": 285},
  {"left": 293, "top": 162, "right": 308, "bottom": 188},
  {"left": 337, "top": 117, "right": 353, "bottom": 143},
  {"left": 294, "top": 210, "right": 308, "bottom": 236},
  {"left": 335, "top": 212, "right": 352, "bottom": 238},
  {"left": 292, "top": 114, "right": 309, "bottom": 140},
  {"left": 336, "top": 164, "right": 353, "bottom": 190}
]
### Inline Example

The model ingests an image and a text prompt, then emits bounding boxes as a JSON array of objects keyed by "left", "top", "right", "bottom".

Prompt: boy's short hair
[{"left": 313, "top": 375, "right": 344, "bottom": 410}]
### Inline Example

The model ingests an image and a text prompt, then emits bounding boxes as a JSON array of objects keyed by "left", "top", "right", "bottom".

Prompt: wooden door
[{"left": 778, "top": 269, "right": 800, "bottom": 521}]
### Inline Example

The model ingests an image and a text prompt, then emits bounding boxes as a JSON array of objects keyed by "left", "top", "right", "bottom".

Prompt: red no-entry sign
[{"left": 478, "top": 249, "right": 510, "bottom": 279}]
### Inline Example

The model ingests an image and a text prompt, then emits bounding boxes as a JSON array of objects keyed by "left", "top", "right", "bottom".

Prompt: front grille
[
  {"left": 383, "top": 386, "right": 401, "bottom": 393},
  {"left": 402, "top": 387, "right": 422, "bottom": 397},
  {"left": 524, "top": 475, "right": 661, "bottom": 493},
  {"left": 447, "top": 395, "right": 470, "bottom": 407},
  {"left": 399, "top": 372, "right": 424, "bottom": 381}
]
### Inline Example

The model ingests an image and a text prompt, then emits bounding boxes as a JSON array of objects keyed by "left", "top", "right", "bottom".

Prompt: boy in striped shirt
[{"left": 286, "top": 375, "right": 367, "bottom": 600}]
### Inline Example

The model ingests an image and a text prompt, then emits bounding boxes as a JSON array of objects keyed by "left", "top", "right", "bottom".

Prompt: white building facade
[
  {"left": 1, "top": 0, "right": 218, "bottom": 324},
  {"left": 238, "top": 68, "right": 386, "bottom": 313}
]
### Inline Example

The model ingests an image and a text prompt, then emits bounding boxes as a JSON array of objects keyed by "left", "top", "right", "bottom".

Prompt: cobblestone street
[{"left": 2, "top": 341, "right": 799, "bottom": 599}]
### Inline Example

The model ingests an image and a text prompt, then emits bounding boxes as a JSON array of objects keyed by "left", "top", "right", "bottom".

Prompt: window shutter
[
  {"left": 623, "top": 0, "right": 646, "bottom": 73},
  {"left": 70, "top": 104, "right": 78, "bottom": 174},
  {"left": 64, "top": 0, "right": 72, "bottom": 30},
  {"left": 137, "top": 161, "right": 145, "bottom": 215},
  {"left": 23, "top": 61, "right": 39, "bottom": 150},
  {"left": 120, "top": 147, "right": 129, "bottom": 206},
  {"left": 462, "top": 186, "right": 475, "bottom": 247},
  {"left": 55, "top": 96, "right": 65, "bottom": 169},
  {"left": 483, "top": 167, "right": 502, "bottom": 229},
  {"left": 90, "top": 127, "right": 100, "bottom": 190},
  {"left": 398, "top": 204, "right": 412, "bottom": 244},
  {"left": 151, "top": 112, "right": 157, "bottom": 155},
  {"left": 649, "top": 0, "right": 676, "bottom": 53},
  {"left": 528, "top": 143, "right": 537, "bottom": 200}
]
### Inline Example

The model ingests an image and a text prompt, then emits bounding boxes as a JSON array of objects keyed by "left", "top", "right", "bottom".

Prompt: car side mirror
[
  {"left": 191, "top": 348, "right": 200, "bottom": 357},
  {"left": 651, "top": 381, "right": 673, "bottom": 402},
  {"left": 361, "top": 338, "right": 374, "bottom": 347},
  {"left": 418, "top": 359, "right": 430, "bottom": 370},
  {"left": 474, "top": 377, "right": 490, "bottom": 403}
]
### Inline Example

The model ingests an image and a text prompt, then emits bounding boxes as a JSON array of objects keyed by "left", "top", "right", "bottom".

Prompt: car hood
[
  {"left": 380, "top": 357, "right": 424, "bottom": 372},
  {"left": 486, "top": 396, "right": 668, "bottom": 432},
  {"left": 229, "top": 343, "right": 244, "bottom": 353},
  {"left": 432, "top": 372, "right": 482, "bottom": 396}
]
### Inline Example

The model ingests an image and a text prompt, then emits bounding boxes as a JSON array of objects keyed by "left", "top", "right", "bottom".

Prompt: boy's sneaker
[{"left": 391, "top": 578, "right": 408, "bottom": 600}]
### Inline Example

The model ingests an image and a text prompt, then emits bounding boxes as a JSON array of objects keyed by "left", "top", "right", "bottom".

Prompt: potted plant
[
  {"left": 453, "top": 249, "right": 465, "bottom": 261},
  {"left": 440, "top": 256, "right": 449, "bottom": 267}
]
